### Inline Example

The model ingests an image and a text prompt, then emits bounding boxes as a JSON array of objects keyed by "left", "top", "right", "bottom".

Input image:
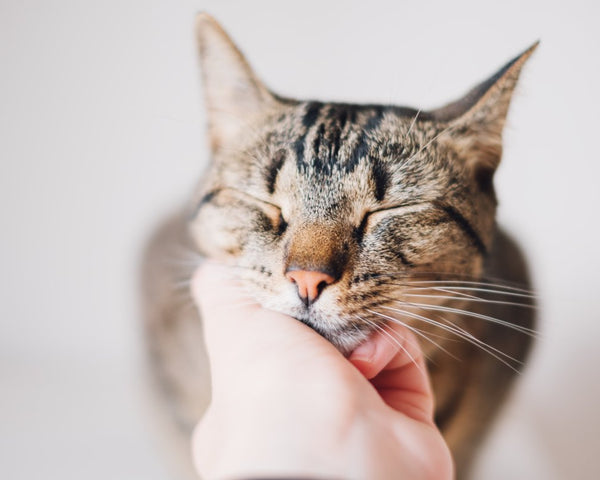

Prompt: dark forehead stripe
[
  {"left": 364, "top": 105, "right": 385, "bottom": 131},
  {"left": 371, "top": 158, "right": 390, "bottom": 201},
  {"left": 327, "top": 104, "right": 349, "bottom": 131},
  {"left": 346, "top": 106, "right": 385, "bottom": 173},
  {"left": 293, "top": 102, "right": 323, "bottom": 168},
  {"left": 265, "top": 149, "right": 286, "bottom": 194},
  {"left": 309, "top": 105, "right": 353, "bottom": 175},
  {"left": 294, "top": 103, "right": 351, "bottom": 175},
  {"left": 322, "top": 105, "right": 347, "bottom": 163},
  {"left": 311, "top": 123, "right": 326, "bottom": 172},
  {"left": 302, "top": 101, "right": 322, "bottom": 128},
  {"left": 294, "top": 103, "right": 388, "bottom": 176}
]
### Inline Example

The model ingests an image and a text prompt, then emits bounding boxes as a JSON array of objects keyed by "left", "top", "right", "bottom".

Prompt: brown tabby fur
[{"left": 142, "top": 14, "right": 537, "bottom": 479}]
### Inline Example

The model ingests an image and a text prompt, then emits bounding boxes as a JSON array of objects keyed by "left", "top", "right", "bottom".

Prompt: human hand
[{"left": 191, "top": 262, "right": 453, "bottom": 480}]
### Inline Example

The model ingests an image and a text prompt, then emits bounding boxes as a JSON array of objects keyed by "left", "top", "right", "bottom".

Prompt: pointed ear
[
  {"left": 432, "top": 42, "right": 538, "bottom": 190},
  {"left": 195, "top": 13, "right": 277, "bottom": 151}
]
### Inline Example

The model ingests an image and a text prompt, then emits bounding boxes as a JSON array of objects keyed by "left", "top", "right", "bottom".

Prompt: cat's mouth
[
  {"left": 290, "top": 308, "right": 372, "bottom": 355},
  {"left": 245, "top": 275, "right": 379, "bottom": 353}
]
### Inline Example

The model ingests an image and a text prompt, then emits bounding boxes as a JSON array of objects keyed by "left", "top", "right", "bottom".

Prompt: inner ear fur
[{"left": 431, "top": 42, "right": 538, "bottom": 190}]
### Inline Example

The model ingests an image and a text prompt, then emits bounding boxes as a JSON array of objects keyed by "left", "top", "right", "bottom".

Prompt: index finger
[{"left": 190, "top": 262, "right": 330, "bottom": 373}]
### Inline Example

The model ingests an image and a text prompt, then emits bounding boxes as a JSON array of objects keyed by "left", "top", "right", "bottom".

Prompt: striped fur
[{"left": 143, "top": 14, "right": 537, "bottom": 479}]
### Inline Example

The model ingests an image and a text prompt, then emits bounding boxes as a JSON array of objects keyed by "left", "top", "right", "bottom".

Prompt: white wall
[{"left": 1, "top": 0, "right": 598, "bottom": 478}]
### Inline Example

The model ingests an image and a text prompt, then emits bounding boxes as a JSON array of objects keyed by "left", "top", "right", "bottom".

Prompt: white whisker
[
  {"left": 359, "top": 272, "right": 535, "bottom": 296},
  {"left": 397, "top": 301, "right": 537, "bottom": 337},
  {"left": 398, "top": 292, "right": 536, "bottom": 310},
  {"left": 380, "top": 305, "right": 522, "bottom": 373},
  {"left": 405, "top": 108, "right": 422, "bottom": 138},
  {"left": 367, "top": 309, "right": 458, "bottom": 361},
  {"left": 401, "top": 280, "right": 535, "bottom": 296},
  {"left": 357, "top": 315, "right": 426, "bottom": 374},
  {"left": 405, "top": 123, "right": 455, "bottom": 163}
]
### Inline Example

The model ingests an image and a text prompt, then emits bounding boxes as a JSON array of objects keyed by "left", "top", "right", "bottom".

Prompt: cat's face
[{"left": 189, "top": 14, "right": 535, "bottom": 352}]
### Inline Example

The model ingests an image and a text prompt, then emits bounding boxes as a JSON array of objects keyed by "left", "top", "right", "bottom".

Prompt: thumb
[{"left": 350, "top": 324, "right": 435, "bottom": 425}]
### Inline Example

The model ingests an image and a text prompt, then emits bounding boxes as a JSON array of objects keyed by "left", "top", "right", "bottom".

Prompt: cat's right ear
[{"left": 195, "top": 13, "right": 277, "bottom": 152}]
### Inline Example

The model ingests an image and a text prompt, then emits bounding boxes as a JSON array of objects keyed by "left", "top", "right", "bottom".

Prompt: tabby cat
[{"left": 142, "top": 13, "right": 537, "bottom": 479}]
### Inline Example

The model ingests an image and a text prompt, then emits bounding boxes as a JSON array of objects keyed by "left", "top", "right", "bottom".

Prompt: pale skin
[{"left": 191, "top": 263, "right": 454, "bottom": 480}]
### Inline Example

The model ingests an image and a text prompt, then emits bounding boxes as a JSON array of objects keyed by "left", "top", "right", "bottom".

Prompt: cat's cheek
[{"left": 189, "top": 210, "right": 245, "bottom": 261}]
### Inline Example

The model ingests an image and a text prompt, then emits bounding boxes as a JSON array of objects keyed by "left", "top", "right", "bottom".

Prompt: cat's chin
[
  {"left": 293, "top": 315, "right": 369, "bottom": 357},
  {"left": 255, "top": 296, "right": 374, "bottom": 356}
]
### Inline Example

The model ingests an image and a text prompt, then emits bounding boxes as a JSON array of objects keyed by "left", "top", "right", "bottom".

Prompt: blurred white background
[{"left": 1, "top": 0, "right": 599, "bottom": 478}]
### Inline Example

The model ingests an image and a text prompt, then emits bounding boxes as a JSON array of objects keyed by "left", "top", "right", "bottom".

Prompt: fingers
[
  {"left": 190, "top": 261, "right": 260, "bottom": 332},
  {"left": 190, "top": 262, "right": 330, "bottom": 377},
  {"left": 348, "top": 327, "right": 401, "bottom": 380},
  {"left": 191, "top": 263, "right": 280, "bottom": 370},
  {"left": 350, "top": 324, "right": 435, "bottom": 425},
  {"left": 191, "top": 262, "right": 253, "bottom": 352},
  {"left": 193, "top": 263, "right": 435, "bottom": 423}
]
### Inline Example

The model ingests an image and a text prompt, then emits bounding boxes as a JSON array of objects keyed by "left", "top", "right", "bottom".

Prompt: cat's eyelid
[
  {"left": 222, "top": 186, "right": 282, "bottom": 211},
  {"left": 366, "top": 202, "right": 431, "bottom": 216}
]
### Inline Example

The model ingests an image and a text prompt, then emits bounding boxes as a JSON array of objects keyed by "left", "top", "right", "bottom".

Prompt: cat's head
[{"left": 189, "top": 14, "right": 536, "bottom": 353}]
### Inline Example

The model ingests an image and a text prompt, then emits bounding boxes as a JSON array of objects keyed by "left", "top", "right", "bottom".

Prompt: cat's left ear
[
  {"left": 432, "top": 42, "right": 538, "bottom": 189},
  {"left": 195, "top": 13, "right": 278, "bottom": 152}
]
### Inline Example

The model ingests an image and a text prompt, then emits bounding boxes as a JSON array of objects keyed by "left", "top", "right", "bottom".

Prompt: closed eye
[
  {"left": 360, "top": 202, "right": 430, "bottom": 226},
  {"left": 366, "top": 202, "right": 431, "bottom": 216},
  {"left": 354, "top": 202, "right": 431, "bottom": 243},
  {"left": 358, "top": 201, "right": 487, "bottom": 255},
  {"left": 223, "top": 187, "right": 288, "bottom": 236},
  {"left": 221, "top": 186, "right": 282, "bottom": 211},
  {"left": 193, "top": 186, "right": 287, "bottom": 235}
]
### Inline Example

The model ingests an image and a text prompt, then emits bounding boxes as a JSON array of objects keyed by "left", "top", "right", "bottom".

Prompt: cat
[{"left": 142, "top": 13, "right": 537, "bottom": 479}]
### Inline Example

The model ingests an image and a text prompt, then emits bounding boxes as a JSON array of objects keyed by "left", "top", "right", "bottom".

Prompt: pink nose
[{"left": 285, "top": 270, "right": 335, "bottom": 305}]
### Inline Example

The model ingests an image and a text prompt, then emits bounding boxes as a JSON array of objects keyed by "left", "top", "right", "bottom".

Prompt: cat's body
[{"left": 143, "top": 14, "right": 536, "bottom": 479}]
